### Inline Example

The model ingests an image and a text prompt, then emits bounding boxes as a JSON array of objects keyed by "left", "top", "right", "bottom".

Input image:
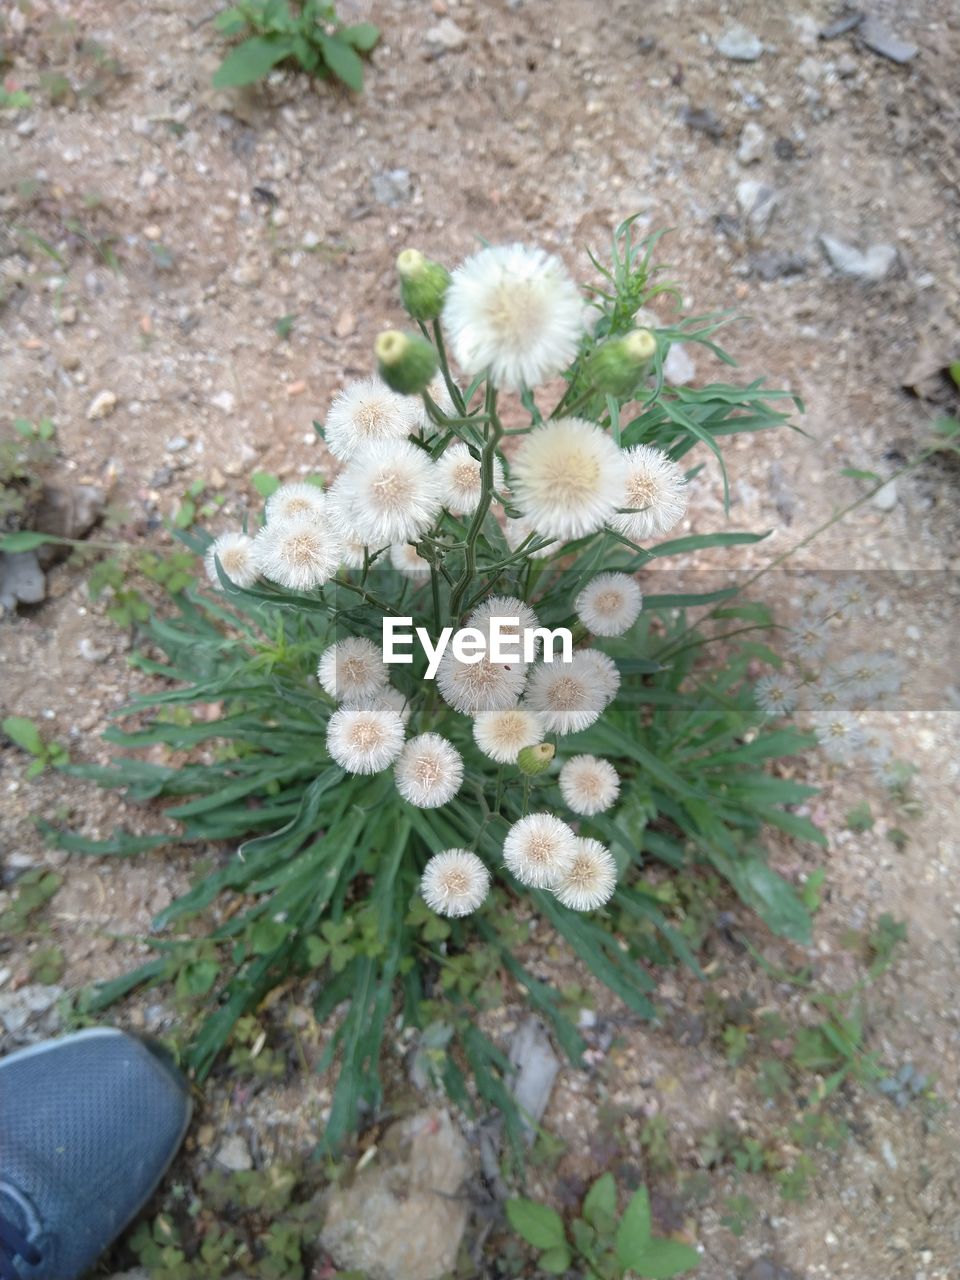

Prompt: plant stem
[{"left": 448, "top": 382, "right": 503, "bottom": 620}]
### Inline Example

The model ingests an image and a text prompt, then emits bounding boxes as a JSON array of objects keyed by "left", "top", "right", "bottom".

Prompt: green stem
[
  {"left": 448, "top": 382, "right": 503, "bottom": 620},
  {"left": 431, "top": 318, "right": 466, "bottom": 415}
]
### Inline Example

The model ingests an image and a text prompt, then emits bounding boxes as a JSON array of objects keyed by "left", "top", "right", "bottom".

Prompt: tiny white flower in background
[
  {"left": 558, "top": 755, "right": 620, "bottom": 816},
  {"left": 503, "top": 813, "right": 578, "bottom": 889},
  {"left": 253, "top": 516, "right": 341, "bottom": 591},
  {"left": 436, "top": 648, "right": 527, "bottom": 716},
  {"left": 333, "top": 440, "right": 443, "bottom": 548},
  {"left": 326, "top": 705, "right": 405, "bottom": 774},
  {"left": 525, "top": 652, "right": 608, "bottom": 734},
  {"left": 339, "top": 536, "right": 372, "bottom": 570},
  {"left": 788, "top": 618, "right": 831, "bottom": 663},
  {"left": 420, "top": 849, "right": 490, "bottom": 917},
  {"left": 395, "top": 732, "right": 464, "bottom": 808},
  {"left": 754, "top": 672, "right": 798, "bottom": 718},
  {"left": 607, "top": 444, "right": 688, "bottom": 542},
  {"left": 575, "top": 572, "right": 643, "bottom": 637},
  {"left": 204, "top": 531, "right": 258, "bottom": 589},
  {"left": 437, "top": 443, "right": 506, "bottom": 516},
  {"left": 264, "top": 481, "right": 326, "bottom": 526},
  {"left": 554, "top": 837, "right": 618, "bottom": 911},
  {"left": 811, "top": 708, "right": 864, "bottom": 763},
  {"left": 317, "top": 636, "right": 389, "bottom": 702},
  {"left": 511, "top": 418, "right": 626, "bottom": 541},
  {"left": 504, "top": 516, "right": 558, "bottom": 560},
  {"left": 473, "top": 705, "right": 545, "bottom": 764},
  {"left": 390, "top": 543, "right": 432, "bottom": 578},
  {"left": 324, "top": 377, "right": 420, "bottom": 461},
  {"left": 467, "top": 594, "right": 540, "bottom": 649},
  {"left": 443, "top": 243, "right": 584, "bottom": 391},
  {"left": 410, "top": 372, "right": 456, "bottom": 432},
  {"left": 834, "top": 652, "right": 902, "bottom": 702},
  {"left": 569, "top": 648, "right": 621, "bottom": 704}
]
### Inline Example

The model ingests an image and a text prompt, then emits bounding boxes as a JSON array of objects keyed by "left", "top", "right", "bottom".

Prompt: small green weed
[{"left": 2, "top": 716, "right": 70, "bottom": 778}]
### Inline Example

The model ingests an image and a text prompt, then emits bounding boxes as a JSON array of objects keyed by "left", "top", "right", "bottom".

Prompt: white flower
[
  {"left": 811, "top": 708, "right": 864, "bottom": 763},
  {"left": 253, "top": 516, "right": 341, "bottom": 591},
  {"left": 503, "top": 813, "right": 577, "bottom": 889},
  {"left": 575, "top": 572, "right": 643, "bottom": 637},
  {"left": 607, "top": 444, "right": 688, "bottom": 543},
  {"left": 789, "top": 618, "right": 830, "bottom": 663},
  {"left": 504, "top": 517, "right": 559, "bottom": 560},
  {"left": 525, "top": 652, "right": 608, "bottom": 734},
  {"left": 558, "top": 755, "right": 620, "bottom": 816},
  {"left": 420, "top": 849, "right": 490, "bottom": 917},
  {"left": 264, "top": 482, "right": 326, "bottom": 526},
  {"left": 442, "top": 243, "right": 584, "bottom": 391},
  {"left": 573, "top": 648, "right": 621, "bottom": 704},
  {"left": 339, "top": 537, "right": 372, "bottom": 570},
  {"left": 390, "top": 543, "right": 432, "bottom": 578},
  {"left": 324, "top": 377, "right": 420, "bottom": 461},
  {"left": 467, "top": 594, "right": 540, "bottom": 654},
  {"left": 510, "top": 418, "right": 626, "bottom": 541},
  {"left": 204, "top": 532, "right": 258, "bottom": 589},
  {"left": 349, "top": 684, "right": 412, "bottom": 726},
  {"left": 437, "top": 443, "right": 506, "bottom": 516},
  {"left": 317, "top": 636, "right": 389, "bottom": 702},
  {"left": 554, "top": 837, "right": 618, "bottom": 910},
  {"left": 834, "top": 652, "right": 902, "bottom": 702},
  {"left": 436, "top": 648, "right": 527, "bottom": 716},
  {"left": 395, "top": 733, "right": 464, "bottom": 808},
  {"left": 754, "top": 672, "right": 798, "bottom": 718},
  {"left": 473, "top": 706, "right": 545, "bottom": 765},
  {"left": 332, "top": 441, "right": 443, "bottom": 548},
  {"left": 326, "top": 705, "right": 405, "bottom": 774}
]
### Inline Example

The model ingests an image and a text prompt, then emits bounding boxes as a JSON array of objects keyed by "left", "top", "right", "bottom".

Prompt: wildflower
[
  {"left": 503, "top": 813, "right": 577, "bottom": 889},
  {"left": 437, "top": 443, "right": 506, "bottom": 516},
  {"left": 473, "top": 705, "right": 545, "bottom": 764},
  {"left": 264, "top": 482, "right": 326, "bottom": 526},
  {"left": 510, "top": 418, "right": 626, "bottom": 541},
  {"left": 395, "top": 733, "right": 464, "bottom": 807},
  {"left": 607, "top": 444, "right": 688, "bottom": 542},
  {"left": 754, "top": 672, "right": 798, "bottom": 718},
  {"left": 253, "top": 516, "right": 341, "bottom": 591},
  {"left": 789, "top": 618, "right": 830, "bottom": 663},
  {"left": 350, "top": 684, "right": 413, "bottom": 726},
  {"left": 436, "top": 646, "right": 527, "bottom": 715},
  {"left": 324, "top": 377, "right": 419, "bottom": 462},
  {"left": 390, "top": 543, "right": 432, "bottom": 578},
  {"left": 504, "top": 517, "right": 558, "bottom": 560},
  {"left": 834, "top": 652, "right": 902, "bottom": 702},
  {"left": 525, "top": 652, "right": 608, "bottom": 734},
  {"left": 467, "top": 595, "right": 540, "bottom": 649},
  {"left": 333, "top": 440, "right": 443, "bottom": 547},
  {"left": 326, "top": 705, "right": 405, "bottom": 774},
  {"left": 811, "top": 708, "right": 864, "bottom": 763},
  {"left": 396, "top": 248, "right": 451, "bottom": 322},
  {"left": 339, "top": 536, "right": 372, "bottom": 570},
  {"left": 518, "top": 742, "right": 556, "bottom": 775},
  {"left": 554, "top": 837, "right": 618, "bottom": 910},
  {"left": 204, "top": 531, "right": 258, "bottom": 589},
  {"left": 575, "top": 572, "right": 643, "bottom": 637},
  {"left": 569, "top": 648, "right": 621, "bottom": 706},
  {"left": 375, "top": 329, "right": 439, "bottom": 396},
  {"left": 443, "top": 243, "right": 584, "bottom": 391},
  {"left": 558, "top": 755, "right": 620, "bottom": 816},
  {"left": 585, "top": 328, "right": 657, "bottom": 396},
  {"left": 420, "top": 849, "right": 490, "bottom": 917},
  {"left": 317, "top": 636, "right": 389, "bottom": 702}
]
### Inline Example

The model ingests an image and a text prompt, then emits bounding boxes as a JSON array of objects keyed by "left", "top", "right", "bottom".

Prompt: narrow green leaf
[{"left": 0, "top": 530, "right": 57, "bottom": 552}]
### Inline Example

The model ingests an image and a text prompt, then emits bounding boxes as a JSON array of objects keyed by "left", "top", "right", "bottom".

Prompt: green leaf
[
  {"left": 251, "top": 471, "right": 281, "bottom": 498},
  {"left": 538, "top": 1245, "right": 573, "bottom": 1273},
  {"left": 339, "top": 22, "right": 380, "bottom": 51},
  {"left": 839, "top": 467, "right": 882, "bottom": 483},
  {"left": 633, "top": 1237, "right": 701, "bottom": 1278},
  {"left": 3, "top": 716, "right": 45, "bottom": 756},
  {"left": 318, "top": 34, "right": 364, "bottom": 91},
  {"left": 213, "top": 36, "right": 295, "bottom": 88},
  {"left": 582, "top": 1171, "right": 617, "bottom": 1230},
  {"left": 713, "top": 853, "right": 812, "bottom": 944},
  {"left": 0, "top": 530, "right": 55, "bottom": 552},
  {"left": 948, "top": 360, "right": 960, "bottom": 389},
  {"left": 616, "top": 1186, "right": 652, "bottom": 1266},
  {"left": 505, "top": 1199, "right": 567, "bottom": 1250}
]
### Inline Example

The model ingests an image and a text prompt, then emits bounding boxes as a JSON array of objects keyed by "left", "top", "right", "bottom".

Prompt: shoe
[{"left": 0, "top": 1027, "right": 191, "bottom": 1280}]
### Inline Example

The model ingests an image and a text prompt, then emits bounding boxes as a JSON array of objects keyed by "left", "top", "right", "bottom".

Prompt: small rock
[
  {"left": 742, "top": 1261, "right": 806, "bottom": 1280},
  {"left": 210, "top": 390, "right": 236, "bottom": 414},
  {"left": 736, "top": 180, "right": 779, "bottom": 236},
  {"left": 86, "top": 390, "right": 118, "bottom": 421},
  {"left": 820, "top": 235, "right": 898, "bottom": 282},
  {"left": 59, "top": 304, "right": 78, "bottom": 325},
  {"left": 835, "top": 53, "right": 859, "bottom": 78},
  {"left": 0, "top": 984, "right": 64, "bottom": 1036},
  {"left": 214, "top": 1134, "right": 252, "bottom": 1172},
  {"left": 773, "top": 136, "right": 797, "bottom": 160},
  {"left": 749, "top": 250, "right": 809, "bottom": 280},
  {"left": 78, "top": 636, "right": 112, "bottom": 663},
  {"left": 872, "top": 480, "right": 898, "bottom": 511},
  {"left": 223, "top": 443, "right": 259, "bottom": 478},
  {"left": 371, "top": 168, "right": 412, "bottom": 206},
  {"left": 508, "top": 1018, "right": 560, "bottom": 1141},
  {"left": 857, "top": 17, "right": 917, "bottom": 64},
  {"left": 424, "top": 18, "right": 468, "bottom": 53},
  {"left": 663, "top": 344, "right": 696, "bottom": 385},
  {"left": 303, "top": 230, "right": 322, "bottom": 250},
  {"left": 334, "top": 309, "right": 357, "bottom": 338},
  {"left": 820, "top": 12, "right": 864, "bottom": 40},
  {"left": 231, "top": 261, "right": 261, "bottom": 287},
  {"left": 880, "top": 1138, "right": 898, "bottom": 1170},
  {"left": 0, "top": 551, "right": 46, "bottom": 611},
  {"left": 737, "top": 121, "right": 766, "bottom": 164},
  {"left": 716, "top": 27, "right": 763, "bottom": 61},
  {"left": 33, "top": 483, "right": 105, "bottom": 568},
  {"left": 165, "top": 436, "right": 189, "bottom": 453},
  {"left": 681, "top": 105, "right": 725, "bottom": 139}
]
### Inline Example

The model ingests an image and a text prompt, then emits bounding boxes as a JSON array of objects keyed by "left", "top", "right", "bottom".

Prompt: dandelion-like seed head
[
  {"left": 318, "top": 636, "right": 389, "bottom": 702},
  {"left": 473, "top": 706, "right": 545, "bottom": 765},
  {"left": 525, "top": 652, "right": 608, "bottom": 734},
  {"left": 572, "top": 648, "right": 621, "bottom": 704},
  {"left": 411, "top": 373, "right": 456, "bottom": 433},
  {"left": 503, "top": 813, "right": 578, "bottom": 889},
  {"left": 438, "top": 443, "right": 506, "bottom": 516},
  {"left": 554, "top": 837, "right": 618, "bottom": 911},
  {"left": 467, "top": 595, "right": 540, "bottom": 647},
  {"left": 754, "top": 672, "right": 798, "bottom": 718},
  {"left": 789, "top": 618, "right": 830, "bottom": 662},
  {"left": 443, "top": 243, "right": 584, "bottom": 391},
  {"left": 390, "top": 542, "right": 432, "bottom": 578},
  {"left": 511, "top": 418, "right": 626, "bottom": 542},
  {"left": 607, "top": 443, "right": 688, "bottom": 543},
  {"left": 324, "top": 377, "right": 420, "bottom": 461},
  {"left": 558, "top": 755, "right": 620, "bottom": 816},
  {"left": 264, "top": 482, "right": 326, "bottom": 526},
  {"left": 253, "top": 516, "right": 341, "bottom": 591},
  {"left": 395, "top": 732, "right": 464, "bottom": 808},
  {"left": 420, "top": 849, "right": 490, "bottom": 917},
  {"left": 348, "top": 684, "right": 412, "bottom": 725},
  {"left": 326, "top": 705, "right": 405, "bottom": 775},
  {"left": 333, "top": 440, "right": 443, "bottom": 548},
  {"left": 204, "top": 531, "right": 258, "bottom": 590},
  {"left": 812, "top": 708, "right": 864, "bottom": 763},
  {"left": 436, "top": 648, "right": 527, "bottom": 716},
  {"left": 576, "top": 572, "right": 643, "bottom": 637}
]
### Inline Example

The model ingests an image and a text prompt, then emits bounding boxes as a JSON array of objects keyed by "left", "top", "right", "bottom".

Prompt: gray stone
[
  {"left": 210, "top": 390, "right": 236, "bottom": 414},
  {"left": 78, "top": 636, "right": 112, "bottom": 663},
  {"left": 743, "top": 1261, "right": 805, "bottom": 1280},
  {"left": 0, "top": 984, "right": 64, "bottom": 1036},
  {"left": 214, "top": 1134, "right": 253, "bottom": 1172},
  {"left": 165, "top": 435, "right": 189, "bottom": 453},
  {"left": 749, "top": 250, "right": 809, "bottom": 281},
  {"left": 681, "top": 105, "right": 725, "bottom": 139},
  {"left": 820, "top": 235, "right": 898, "bottom": 282},
  {"left": 872, "top": 480, "right": 898, "bottom": 511},
  {"left": 319, "top": 1109, "right": 470, "bottom": 1280},
  {"left": 371, "top": 168, "right": 412, "bottom": 206},
  {"left": 86, "top": 389, "right": 117, "bottom": 421},
  {"left": 737, "top": 121, "right": 766, "bottom": 164},
  {"left": 424, "top": 18, "right": 468, "bottom": 54},
  {"left": 663, "top": 343, "right": 696, "bottom": 386},
  {"left": 858, "top": 17, "right": 917, "bottom": 64},
  {"left": 0, "top": 551, "right": 46, "bottom": 611},
  {"left": 736, "top": 180, "right": 779, "bottom": 236},
  {"left": 508, "top": 1018, "right": 560, "bottom": 1140},
  {"left": 716, "top": 27, "right": 763, "bottom": 61}
]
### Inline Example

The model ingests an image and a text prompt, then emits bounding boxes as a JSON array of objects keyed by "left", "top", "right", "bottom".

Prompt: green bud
[
  {"left": 374, "top": 329, "right": 439, "bottom": 395},
  {"left": 396, "top": 248, "right": 451, "bottom": 322},
  {"left": 586, "top": 328, "right": 658, "bottom": 396},
  {"left": 517, "top": 742, "right": 555, "bottom": 776}
]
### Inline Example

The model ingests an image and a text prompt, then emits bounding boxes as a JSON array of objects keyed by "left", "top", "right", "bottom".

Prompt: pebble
[
  {"left": 880, "top": 1138, "right": 898, "bottom": 1170},
  {"left": 0, "top": 550, "right": 46, "bottom": 611},
  {"left": 820, "top": 235, "right": 898, "bottom": 282},
  {"left": 736, "top": 180, "right": 779, "bottom": 235},
  {"left": 371, "top": 168, "right": 412, "bottom": 206},
  {"left": 872, "top": 480, "right": 898, "bottom": 511},
  {"left": 858, "top": 17, "right": 918, "bottom": 64},
  {"left": 86, "top": 389, "right": 118, "bottom": 421},
  {"left": 508, "top": 1018, "right": 559, "bottom": 1140},
  {"left": 231, "top": 261, "right": 261, "bottom": 287},
  {"left": 0, "top": 984, "right": 64, "bottom": 1036},
  {"left": 663, "top": 343, "right": 696, "bottom": 385},
  {"left": 214, "top": 1134, "right": 253, "bottom": 1172},
  {"left": 681, "top": 105, "right": 725, "bottom": 139},
  {"left": 749, "top": 250, "right": 808, "bottom": 280},
  {"left": 78, "top": 636, "right": 112, "bottom": 663},
  {"left": 210, "top": 390, "right": 236, "bottom": 413},
  {"left": 424, "top": 18, "right": 468, "bottom": 53},
  {"left": 165, "top": 436, "right": 189, "bottom": 453},
  {"left": 334, "top": 309, "right": 357, "bottom": 338},
  {"left": 59, "top": 304, "right": 78, "bottom": 326},
  {"left": 737, "top": 121, "right": 766, "bottom": 164},
  {"left": 716, "top": 27, "right": 763, "bottom": 61}
]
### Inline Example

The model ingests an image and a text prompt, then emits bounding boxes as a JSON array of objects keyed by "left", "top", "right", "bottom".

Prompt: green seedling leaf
[
  {"left": 505, "top": 1199, "right": 567, "bottom": 1250},
  {"left": 213, "top": 36, "right": 295, "bottom": 88}
]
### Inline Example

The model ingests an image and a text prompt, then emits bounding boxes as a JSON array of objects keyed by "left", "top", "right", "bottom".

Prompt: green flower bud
[
  {"left": 517, "top": 742, "right": 556, "bottom": 776},
  {"left": 586, "top": 328, "right": 658, "bottom": 396},
  {"left": 374, "top": 329, "right": 439, "bottom": 395},
  {"left": 396, "top": 248, "right": 451, "bottom": 322}
]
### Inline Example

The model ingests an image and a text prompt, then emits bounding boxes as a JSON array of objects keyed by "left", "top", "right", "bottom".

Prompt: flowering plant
[{"left": 58, "top": 219, "right": 817, "bottom": 1153}]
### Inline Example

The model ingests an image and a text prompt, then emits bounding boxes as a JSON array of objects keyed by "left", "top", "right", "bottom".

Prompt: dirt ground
[{"left": 2, "top": 0, "right": 960, "bottom": 1277}]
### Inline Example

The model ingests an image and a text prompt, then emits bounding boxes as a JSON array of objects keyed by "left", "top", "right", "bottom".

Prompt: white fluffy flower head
[
  {"left": 468, "top": 595, "right": 540, "bottom": 651},
  {"left": 390, "top": 543, "right": 431, "bottom": 578},
  {"left": 395, "top": 733, "right": 464, "bottom": 808},
  {"left": 812, "top": 708, "right": 864, "bottom": 763},
  {"left": 318, "top": 636, "right": 389, "bottom": 702},
  {"left": 554, "top": 837, "right": 618, "bottom": 911},
  {"left": 204, "top": 531, "right": 258, "bottom": 589},
  {"left": 420, "top": 849, "right": 490, "bottom": 917},
  {"left": 265, "top": 482, "right": 326, "bottom": 526},
  {"left": 473, "top": 706, "right": 545, "bottom": 765},
  {"left": 576, "top": 572, "right": 643, "bottom": 637},
  {"left": 333, "top": 440, "right": 443, "bottom": 548},
  {"left": 325, "top": 377, "right": 419, "bottom": 461},
  {"left": 326, "top": 705, "right": 405, "bottom": 774},
  {"left": 525, "top": 652, "right": 608, "bottom": 734},
  {"left": 608, "top": 444, "right": 688, "bottom": 543},
  {"left": 503, "top": 813, "right": 577, "bottom": 888},
  {"left": 511, "top": 418, "right": 625, "bottom": 541},
  {"left": 754, "top": 672, "right": 797, "bottom": 718},
  {"left": 254, "top": 516, "right": 341, "bottom": 591},
  {"left": 573, "top": 648, "right": 621, "bottom": 703},
  {"left": 559, "top": 755, "right": 620, "bottom": 816},
  {"left": 438, "top": 443, "right": 506, "bottom": 516},
  {"left": 443, "top": 243, "right": 584, "bottom": 391},
  {"left": 436, "top": 648, "right": 527, "bottom": 716}
]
